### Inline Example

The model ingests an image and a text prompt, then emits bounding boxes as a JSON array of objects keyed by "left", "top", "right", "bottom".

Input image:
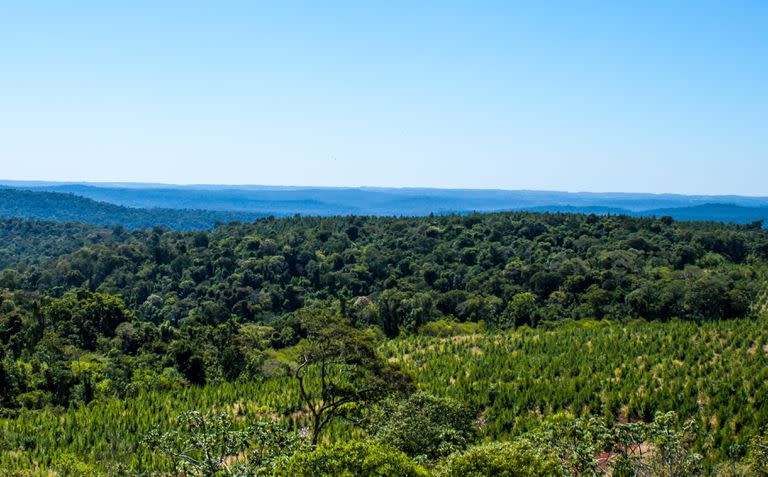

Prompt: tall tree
[{"left": 293, "top": 309, "right": 411, "bottom": 444}]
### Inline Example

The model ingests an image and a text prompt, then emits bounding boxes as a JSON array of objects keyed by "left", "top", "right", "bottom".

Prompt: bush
[
  {"left": 275, "top": 440, "right": 429, "bottom": 477},
  {"left": 418, "top": 319, "right": 484, "bottom": 337},
  {"left": 747, "top": 426, "right": 768, "bottom": 476},
  {"left": 16, "top": 390, "right": 51, "bottom": 409},
  {"left": 435, "top": 441, "right": 564, "bottom": 477},
  {"left": 52, "top": 453, "right": 100, "bottom": 477},
  {"left": 366, "top": 392, "right": 478, "bottom": 461}
]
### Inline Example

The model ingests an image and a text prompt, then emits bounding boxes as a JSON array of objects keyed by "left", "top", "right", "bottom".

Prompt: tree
[
  {"left": 503, "top": 292, "right": 538, "bottom": 327},
  {"left": 170, "top": 340, "right": 207, "bottom": 385},
  {"left": 42, "top": 290, "right": 133, "bottom": 350},
  {"left": 293, "top": 310, "right": 411, "bottom": 445}
]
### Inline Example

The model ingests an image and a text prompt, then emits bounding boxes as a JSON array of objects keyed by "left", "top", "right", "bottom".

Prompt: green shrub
[
  {"left": 366, "top": 392, "right": 478, "bottom": 461},
  {"left": 52, "top": 453, "right": 101, "bottom": 477},
  {"left": 418, "top": 319, "right": 484, "bottom": 337},
  {"left": 15, "top": 390, "right": 51, "bottom": 409},
  {"left": 435, "top": 441, "right": 564, "bottom": 477},
  {"left": 275, "top": 440, "right": 429, "bottom": 477}
]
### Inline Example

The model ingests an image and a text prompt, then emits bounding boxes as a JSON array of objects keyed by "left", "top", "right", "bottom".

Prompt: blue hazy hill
[
  {"left": 0, "top": 188, "right": 265, "bottom": 230},
  {"left": 0, "top": 181, "right": 767, "bottom": 227}
]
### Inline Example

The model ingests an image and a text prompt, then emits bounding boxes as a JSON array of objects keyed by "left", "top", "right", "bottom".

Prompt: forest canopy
[
  {"left": 1, "top": 211, "right": 767, "bottom": 475},
  {"left": 5, "top": 211, "right": 765, "bottom": 329}
]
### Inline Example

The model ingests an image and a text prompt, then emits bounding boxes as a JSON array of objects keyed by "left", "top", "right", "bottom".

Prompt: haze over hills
[
  {"left": 0, "top": 181, "right": 767, "bottom": 227},
  {"left": 0, "top": 188, "right": 264, "bottom": 230}
]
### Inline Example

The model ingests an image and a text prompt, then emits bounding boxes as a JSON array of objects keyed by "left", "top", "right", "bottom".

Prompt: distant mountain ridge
[
  {"left": 4, "top": 181, "right": 768, "bottom": 211},
  {"left": 0, "top": 188, "right": 264, "bottom": 230},
  {"left": 0, "top": 182, "right": 767, "bottom": 228}
]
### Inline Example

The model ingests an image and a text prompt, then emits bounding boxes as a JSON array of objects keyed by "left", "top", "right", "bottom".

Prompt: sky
[{"left": 0, "top": 1, "right": 766, "bottom": 195}]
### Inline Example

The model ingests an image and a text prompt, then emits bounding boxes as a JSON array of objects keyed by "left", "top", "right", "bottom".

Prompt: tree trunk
[{"left": 312, "top": 413, "right": 322, "bottom": 445}]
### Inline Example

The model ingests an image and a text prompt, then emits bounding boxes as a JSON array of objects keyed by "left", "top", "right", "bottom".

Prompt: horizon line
[{"left": 1, "top": 179, "right": 767, "bottom": 199}]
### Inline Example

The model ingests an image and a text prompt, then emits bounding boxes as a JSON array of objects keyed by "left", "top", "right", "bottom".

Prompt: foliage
[
  {"left": 634, "top": 412, "right": 703, "bottom": 476},
  {"left": 0, "top": 212, "right": 768, "bottom": 473},
  {"left": 51, "top": 452, "right": 101, "bottom": 477},
  {"left": 243, "top": 419, "right": 310, "bottom": 476},
  {"left": 2, "top": 317, "right": 768, "bottom": 472},
  {"left": 382, "top": 317, "right": 768, "bottom": 466},
  {"left": 747, "top": 426, "right": 768, "bottom": 476},
  {"left": 531, "top": 411, "right": 701, "bottom": 476},
  {"left": 142, "top": 410, "right": 253, "bottom": 476},
  {"left": 293, "top": 310, "right": 411, "bottom": 444},
  {"left": 365, "top": 392, "right": 478, "bottom": 461},
  {"left": 142, "top": 411, "right": 308, "bottom": 477},
  {"left": 534, "top": 416, "right": 619, "bottom": 475},
  {"left": 5, "top": 212, "right": 766, "bottom": 332},
  {"left": 434, "top": 440, "right": 565, "bottom": 477},
  {"left": 274, "top": 440, "right": 429, "bottom": 477},
  {"left": 0, "top": 217, "right": 106, "bottom": 269},
  {"left": 417, "top": 319, "right": 484, "bottom": 337}
]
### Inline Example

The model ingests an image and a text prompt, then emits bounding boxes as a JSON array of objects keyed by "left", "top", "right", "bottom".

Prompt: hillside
[
  {"left": 645, "top": 203, "right": 768, "bottom": 224},
  {"left": 3, "top": 318, "right": 767, "bottom": 472},
  {"left": 0, "top": 188, "right": 265, "bottom": 230},
  {"left": 1, "top": 212, "right": 768, "bottom": 475},
  {"left": 8, "top": 212, "right": 767, "bottom": 326},
  {"left": 0, "top": 218, "right": 106, "bottom": 270}
]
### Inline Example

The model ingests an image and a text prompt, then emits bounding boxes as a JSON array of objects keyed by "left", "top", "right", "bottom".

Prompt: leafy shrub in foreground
[
  {"left": 275, "top": 440, "right": 429, "bottom": 477},
  {"left": 435, "top": 440, "right": 565, "bottom": 477},
  {"left": 365, "top": 392, "right": 478, "bottom": 461}
]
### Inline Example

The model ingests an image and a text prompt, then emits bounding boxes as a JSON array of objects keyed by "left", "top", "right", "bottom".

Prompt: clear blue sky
[{"left": 1, "top": 1, "right": 766, "bottom": 194}]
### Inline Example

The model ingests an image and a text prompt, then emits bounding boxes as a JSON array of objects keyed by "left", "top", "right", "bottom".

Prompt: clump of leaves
[
  {"left": 274, "top": 439, "right": 429, "bottom": 477},
  {"left": 242, "top": 419, "right": 309, "bottom": 476},
  {"left": 142, "top": 411, "right": 251, "bottom": 476},
  {"left": 142, "top": 410, "right": 307, "bottom": 477},
  {"left": 746, "top": 426, "right": 768, "bottom": 476},
  {"left": 435, "top": 440, "right": 565, "bottom": 477},
  {"left": 636, "top": 412, "right": 702, "bottom": 477},
  {"left": 531, "top": 411, "right": 701, "bottom": 476},
  {"left": 365, "top": 392, "right": 479, "bottom": 461}
]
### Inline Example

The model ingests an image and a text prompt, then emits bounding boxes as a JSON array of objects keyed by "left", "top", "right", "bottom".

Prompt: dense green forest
[
  {"left": 8, "top": 212, "right": 768, "bottom": 327},
  {"left": 1, "top": 212, "right": 768, "bottom": 475},
  {"left": 0, "top": 218, "right": 109, "bottom": 269}
]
